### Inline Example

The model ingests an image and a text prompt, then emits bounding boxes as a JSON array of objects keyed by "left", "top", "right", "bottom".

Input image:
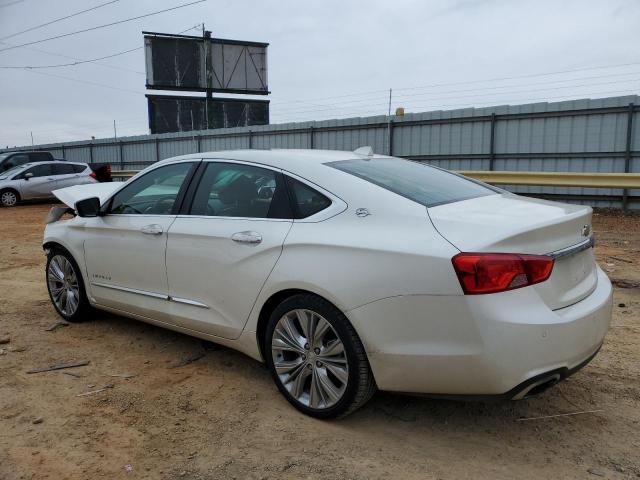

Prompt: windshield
[
  {"left": 327, "top": 158, "right": 499, "bottom": 207},
  {"left": 0, "top": 164, "right": 27, "bottom": 180},
  {"left": 0, "top": 153, "right": 10, "bottom": 162}
]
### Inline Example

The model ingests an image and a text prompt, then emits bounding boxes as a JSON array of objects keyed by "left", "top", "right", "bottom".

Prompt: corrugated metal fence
[{"left": 6, "top": 94, "right": 639, "bottom": 209}]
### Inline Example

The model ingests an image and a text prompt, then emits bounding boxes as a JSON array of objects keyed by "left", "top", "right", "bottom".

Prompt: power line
[
  {"left": 0, "top": 46, "right": 141, "bottom": 69},
  {"left": 272, "top": 77, "right": 640, "bottom": 117},
  {"left": 0, "top": 0, "right": 25, "bottom": 8},
  {"left": 272, "top": 88, "right": 640, "bottom": 123},
  {"left": 392, "top": 62, "right": 640, "bottom": 93},
  {"left": 1, "top": 24, "right": 204, "bottom": 98},
  {"left": 25, "top": 69, "right": 145, "bottom": 95},
  {"left": 0, "top": 24, "right": 201, "bottom": 72},
  {"left": 0, "top": 0, "right": 207, "bottom": 53},
  {"left": 270, "top": 60, "right": 640, "bottom": 109},
  {"left": 271, "top": 70, "right": 640, "bottom": 114},
  {"left": 0, "top": 39, "right": 145, "bottom": 74},
  {"left": 0, "top": 0, "right": 121, "bottom": 41}
]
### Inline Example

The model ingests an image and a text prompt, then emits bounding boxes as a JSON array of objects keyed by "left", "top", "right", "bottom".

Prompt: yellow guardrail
[
  {"left": 112, "top": 169, "right": 640, "bottom": 189},
  {"left": 457, "top": 171, "right": 640, "bottom": 189}
]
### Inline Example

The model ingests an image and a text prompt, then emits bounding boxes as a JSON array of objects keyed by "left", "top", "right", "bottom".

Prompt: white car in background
[
  {"left": 42, "top": 148, "right": 612, "bottom": 418},
  {"left": 0, "top": 161, "right": 97, "bottom": 207}
]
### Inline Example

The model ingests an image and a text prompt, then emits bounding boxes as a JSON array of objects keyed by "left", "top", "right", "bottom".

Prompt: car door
[
  {"left": 51, "top": 163, "right": 80, "bottom": 188},
  {"left": 82, "top": 161, "right": 197, "bottom": 320},
  {"left": 14, "top": 163, "right": 57, "bottom": 199},
  {"left": 165, "top": 161, "right": 293, "bottom": 339}
]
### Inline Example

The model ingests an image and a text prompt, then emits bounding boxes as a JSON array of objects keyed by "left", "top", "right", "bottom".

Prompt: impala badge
[
  {"left": 355, "top": 208, "right": 371, "bottom": 218},
  {"left": 581, "top": 224, "right": 591, "bottom": 237}
]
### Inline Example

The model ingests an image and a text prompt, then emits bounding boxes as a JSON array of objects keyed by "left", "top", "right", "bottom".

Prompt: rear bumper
[{"left": 347, "top": 265, "right": 612, "bottom": 396}]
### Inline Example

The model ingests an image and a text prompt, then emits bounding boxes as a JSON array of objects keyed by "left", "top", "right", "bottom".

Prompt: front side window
[
  {"left": 190, "top": 162, "right": 290, "bottom": 219},
  {"left": 19, "top": 164, "right": 53, "bottom": 179},
  {"left": 109, "top": 162, "right": 193, "bottom": 215},
  {"left": 328, "top": 158, "right": 498, "bottom": 207}
]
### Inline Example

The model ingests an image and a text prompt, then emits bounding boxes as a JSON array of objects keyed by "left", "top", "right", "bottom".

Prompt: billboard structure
[
  {"left": 143, "top": 30, "right": 269, "bottom": 133},
  {"left": 147, "top": 94, "right": 269, "bottom": 134}
]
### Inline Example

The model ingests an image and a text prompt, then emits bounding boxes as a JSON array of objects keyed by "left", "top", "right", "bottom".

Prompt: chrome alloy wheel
[
  {"left": 271, "top": 309, "right": 349, "bottom": 409},
  {"left": 1, "top": 190, "right": 17, "bottom": 207},
  {"left": 47, "top": 255, "right": 80, "bottom": 316}
]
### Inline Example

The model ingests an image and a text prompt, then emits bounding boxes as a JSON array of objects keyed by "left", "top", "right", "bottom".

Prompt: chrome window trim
[
  {"left": 547, "top": 236, "right": 594, "bottom": 260},
  {"left": 174, "top": 214, "right": 291, "bottom": 222},
  {"left": 195, "top": 158, "right": 347, "bottom": 222},
  {"left": 100, "top": 159, "right": 201, "bottom": 210}
]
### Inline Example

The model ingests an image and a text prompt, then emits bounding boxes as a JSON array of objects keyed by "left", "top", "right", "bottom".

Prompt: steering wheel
[
  {"left": 143, "top": 196, "right": 175, "bottom": 214},
  {"left": 121, "top": 205, "right": 143, "bottom": 214}
]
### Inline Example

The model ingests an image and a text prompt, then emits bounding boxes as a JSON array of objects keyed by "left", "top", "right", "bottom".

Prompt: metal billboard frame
[
  {"left": 143, "top": 31, "right": 269, "bottom": 95},
  {"left": 146, "top": 93, "right": 270, "bottom": 134}
]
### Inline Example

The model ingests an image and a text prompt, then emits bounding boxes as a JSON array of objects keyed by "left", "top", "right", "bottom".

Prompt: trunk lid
[{"left": 429, "top": 193, "right": 597, "bottom": 310}]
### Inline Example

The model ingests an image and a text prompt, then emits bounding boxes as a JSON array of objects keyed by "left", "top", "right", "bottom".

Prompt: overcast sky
[{"left": 0, "top": 0, "right": 638, "bottom": 147}]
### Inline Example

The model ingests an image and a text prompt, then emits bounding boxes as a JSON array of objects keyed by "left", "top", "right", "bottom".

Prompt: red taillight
[
  {"left": 89, "top": 171, "right": 97, "bottom": 179},
  {"left": 451, "top": 253, "right": 554, "bottom": 295}
]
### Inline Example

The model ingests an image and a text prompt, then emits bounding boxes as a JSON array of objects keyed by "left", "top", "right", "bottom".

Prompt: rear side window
[
  {"left": 327, "top": 158, "right": 498, "bottom": 207},
  {"left": 190, "top": 162, "right": 291, "bottom": 219},
  {"left": 72, "top": 164, "right": 87, "bottom": 173},
  {"left": 286, "top": 178, "right": 331, "bottom": 219},
  {"left": 52, "top": 164, "right": 75, "bottom": 175}
]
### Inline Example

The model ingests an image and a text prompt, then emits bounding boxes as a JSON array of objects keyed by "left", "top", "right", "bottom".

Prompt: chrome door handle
[
  {"left": 141, "top": 224, "right": 163, "bottom": 235},
  {"left": 231, "top": 231, "right": 262, "bottom": 244}
]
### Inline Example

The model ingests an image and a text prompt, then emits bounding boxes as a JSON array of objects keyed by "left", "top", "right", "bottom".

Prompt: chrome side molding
[
  {"left": 90, "top": 282, "right": 209, "bottom": 308},
  {"left": 170, "top": 296, "right": 210, "bottom": 309},
  {"left": 91, "top": 282, "right": 169, "bottom": 300}
]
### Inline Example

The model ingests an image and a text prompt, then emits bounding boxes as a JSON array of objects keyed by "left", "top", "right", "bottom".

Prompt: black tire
[
  {"left": 264, "top": 293, "right": 377, "bottom": 419},
  {"left": 45, "top": 247, "right": 93, "bottom": 322},
  {"left": 0, "top": 188, "right": 20, "bottom": 207}
]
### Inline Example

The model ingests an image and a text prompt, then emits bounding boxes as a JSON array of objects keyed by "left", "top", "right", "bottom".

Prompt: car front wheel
[
  {"left": 46, "top": 248, "right": 92, "bottom": 322},
  {"left": 0, "top": 189, "right": 19, "bottom": 207},
  {"left": 265, "top": 294, "right": 376, "bottom": 418}
]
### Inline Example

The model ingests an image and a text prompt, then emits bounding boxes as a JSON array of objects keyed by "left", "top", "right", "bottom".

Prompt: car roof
[
  {"left": 160, "top": 148, "right": 390, "bottom": 178},
  {"left": 21, "top": 161, "right": 87, "bottom": 167}
]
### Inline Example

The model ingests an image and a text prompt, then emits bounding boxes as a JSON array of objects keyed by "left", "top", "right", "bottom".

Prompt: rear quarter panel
[{"left": 244, "top": 205, "right": 462, "bottom": 335}]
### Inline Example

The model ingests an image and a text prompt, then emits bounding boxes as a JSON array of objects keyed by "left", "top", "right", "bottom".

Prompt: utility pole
[
  {"left": 30, "top": 131, "right": 34, "bottom": 146},
  {"left": 203, "top": 24, "right": 213, "bottom": 130},
  {"left": 387, "top": 88, "right": 393, "bottom": 155},
  {"left": 113, "top": 120, "right": 117, "bottom": 139}
]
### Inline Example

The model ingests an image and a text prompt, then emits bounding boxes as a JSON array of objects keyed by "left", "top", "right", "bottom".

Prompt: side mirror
[
  {"left": 75, "top": 197, "right": 101, "bottom": 217},
  {"left": 24, "top": 172, "right": 33, "bottom": 180}
]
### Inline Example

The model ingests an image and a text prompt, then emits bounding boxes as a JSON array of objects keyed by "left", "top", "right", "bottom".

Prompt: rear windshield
[{"left": 327, "top": 158, "right": 498, "bottom": 207}]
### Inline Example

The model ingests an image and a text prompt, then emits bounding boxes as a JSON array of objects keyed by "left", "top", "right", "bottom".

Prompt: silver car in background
[{"left": 0, "top": 161, "right": 97, "bottom": 207}]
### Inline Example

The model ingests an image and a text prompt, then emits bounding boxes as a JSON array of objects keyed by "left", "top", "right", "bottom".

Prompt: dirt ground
[{"left": 0, "top": 203, "right": 638, "bottom": 480}]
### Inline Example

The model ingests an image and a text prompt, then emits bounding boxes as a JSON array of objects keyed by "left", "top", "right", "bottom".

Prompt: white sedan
[{"left": 43, "top": 148, "right": 612, "bottom": 418}]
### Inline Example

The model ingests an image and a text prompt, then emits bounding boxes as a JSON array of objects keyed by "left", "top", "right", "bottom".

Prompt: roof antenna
[{"left": 353, "top": 146, "right": 374, "bottom": 157}]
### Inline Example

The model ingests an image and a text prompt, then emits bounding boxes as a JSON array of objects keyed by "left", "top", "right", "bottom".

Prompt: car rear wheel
[
  {"left": 46, "top": 248, "right": 92, "bottom": 322},
  {"left": 265, "top": 294, "right": 376, "bottom": 418},
  {"left": 0, "top": 189, "right": 19, "bottom": 207}
]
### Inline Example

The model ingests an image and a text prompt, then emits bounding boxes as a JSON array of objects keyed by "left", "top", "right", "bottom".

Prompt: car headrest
[{"left": 219, "top": 175, "right": 257, "bottom": 204}]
